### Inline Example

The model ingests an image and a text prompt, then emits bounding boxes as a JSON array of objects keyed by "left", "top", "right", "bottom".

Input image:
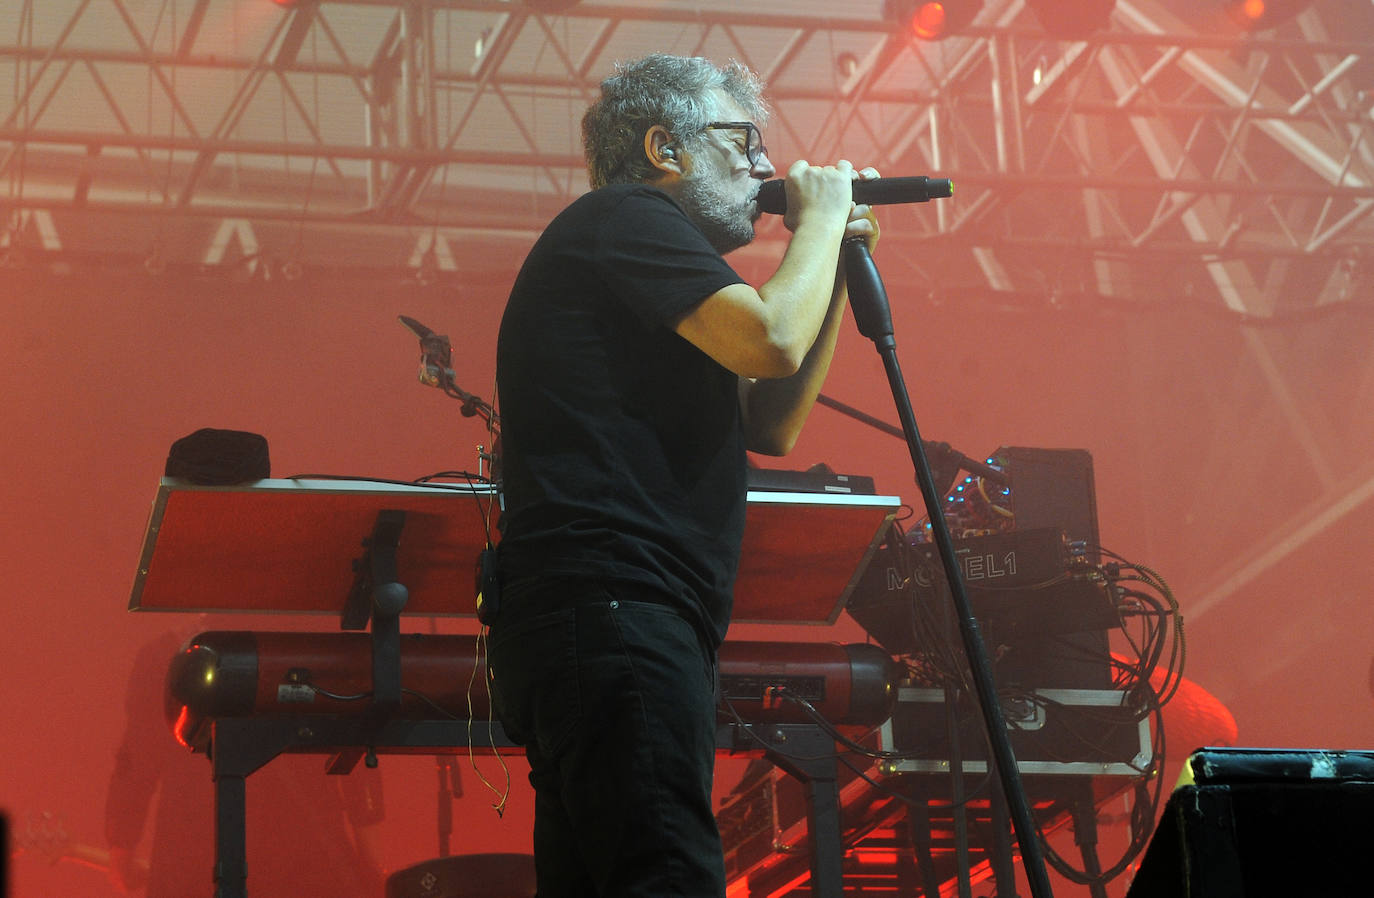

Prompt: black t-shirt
[{"left": 495, "top": 184, "right": 748, "bottom": 647}]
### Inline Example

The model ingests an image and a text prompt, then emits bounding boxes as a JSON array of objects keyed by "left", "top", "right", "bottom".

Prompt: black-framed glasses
[{"left": 703, "top": 121, "right": 768, "bottom": 168}]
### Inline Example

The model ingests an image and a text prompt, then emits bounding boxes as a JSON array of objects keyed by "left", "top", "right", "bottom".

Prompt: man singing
[{"left": 488, "top": 52, "right": 880, "bottom": 897}]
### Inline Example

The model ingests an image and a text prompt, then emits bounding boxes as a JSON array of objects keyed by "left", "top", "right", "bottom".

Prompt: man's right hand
[{"left": 781, "top": 159, "right": 858, "bottom": 234}]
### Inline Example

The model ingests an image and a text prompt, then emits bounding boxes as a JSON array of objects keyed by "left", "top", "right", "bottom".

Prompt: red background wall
[{"left": 3, "top": 238, "right": 1372, "bottom": 895}]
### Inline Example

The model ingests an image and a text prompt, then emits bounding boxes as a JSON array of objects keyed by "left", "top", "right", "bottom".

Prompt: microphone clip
[
  {"left": 398, "top": 314, "right": 501, "bottom": 428},
  {"left": 417, "top": 333, "right": 453, "bottom": 389}
]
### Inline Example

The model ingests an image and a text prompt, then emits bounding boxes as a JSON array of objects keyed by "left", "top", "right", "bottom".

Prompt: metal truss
[
  {"left": 2, "top": 0, "right": 1372, "bottom": 312},
  {"left": 3, "top": 0, "right": 1373, "bottom": 645}
]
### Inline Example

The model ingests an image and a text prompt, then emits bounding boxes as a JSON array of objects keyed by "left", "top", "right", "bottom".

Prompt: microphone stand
[
  {"left": 813, "top": 392, "right": 1010, "bottom": 492},
  {"left": 842, "top": 236, "right": 1055, "bottom": 898}
]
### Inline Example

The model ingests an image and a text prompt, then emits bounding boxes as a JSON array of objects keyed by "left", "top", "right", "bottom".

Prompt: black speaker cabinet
[{"left": 1127, "top": 748, "right": 1374, "bottom": 897}]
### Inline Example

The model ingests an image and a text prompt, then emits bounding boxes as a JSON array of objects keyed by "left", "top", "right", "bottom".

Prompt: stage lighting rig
[
  {"left": 1223, "top": 0, "right": 1316, "bottom": 30},
  {"left": 884, "top": 0, "right": 984, "bottom": 42},
  {"left": 523, "top": 0, "right": 583, "bottom": 11},
  {"left": 1024, "top": 0, "right": 1116, "bottom": 38}
]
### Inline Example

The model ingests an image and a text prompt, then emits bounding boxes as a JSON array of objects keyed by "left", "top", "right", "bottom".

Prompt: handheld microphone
[{"left": 755, "top": 176, "right": 954, "bottom": 215}]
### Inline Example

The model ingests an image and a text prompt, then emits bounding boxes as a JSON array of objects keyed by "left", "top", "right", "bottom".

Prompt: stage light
[
  {"left": 1024, "top": 0, "right": 1116, "bottom": 38},
  {"left": 884, "top": 0, "right": 984, "bottom": 42},
  {"left": 1223, "top": 0, "right": 1316, "bottom": 29}
]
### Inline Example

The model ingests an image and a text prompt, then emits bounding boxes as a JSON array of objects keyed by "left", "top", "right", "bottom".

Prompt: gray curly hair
[{"left": 581, "top": 54, "right": 770, "bottom": 189}]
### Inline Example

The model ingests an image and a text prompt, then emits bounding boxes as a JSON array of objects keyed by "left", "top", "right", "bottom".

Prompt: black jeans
[{"left": 486, "top": 578, "right": 725, "bottom": 898}]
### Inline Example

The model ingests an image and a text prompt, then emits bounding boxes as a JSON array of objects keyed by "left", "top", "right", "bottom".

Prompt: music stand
[
  {"left": 130, "top": 477, "right": 495, "bottom": 617},
  {"left": 735, "top": 490, "right": 899, "bottom": 624},
  {"left": 131, "top": 478, "right": 899, "bottom": 624}
]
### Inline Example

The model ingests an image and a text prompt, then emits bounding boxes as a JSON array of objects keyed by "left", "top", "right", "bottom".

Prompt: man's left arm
[{"left": 740, "top": 176, "right": 880, "bottom": 456}]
